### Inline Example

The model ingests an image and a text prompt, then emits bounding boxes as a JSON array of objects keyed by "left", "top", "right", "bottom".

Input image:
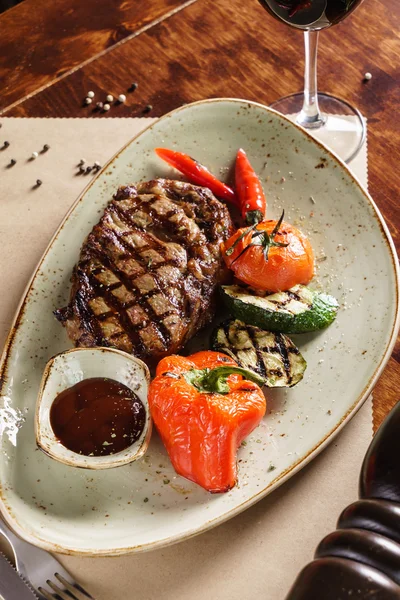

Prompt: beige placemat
[{"left": 0, "top": 117, "right": 371, "bottom": 600}]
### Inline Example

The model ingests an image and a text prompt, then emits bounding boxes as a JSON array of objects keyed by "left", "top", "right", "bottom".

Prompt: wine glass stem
[{"left": 297, "top": 30, "right": 326, "bottom": 129}]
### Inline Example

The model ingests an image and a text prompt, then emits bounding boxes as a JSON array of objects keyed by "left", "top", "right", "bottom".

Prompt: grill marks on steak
[{"left": 55, "top": 179, "right": 234, "bottom": 363}]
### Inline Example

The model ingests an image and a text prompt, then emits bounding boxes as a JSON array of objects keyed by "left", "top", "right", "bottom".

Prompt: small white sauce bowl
[{"left": 35, "top": 347, "right": 152, "bottom": 469}]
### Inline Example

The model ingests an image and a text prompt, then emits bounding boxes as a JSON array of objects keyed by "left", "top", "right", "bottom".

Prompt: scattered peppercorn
[
  {"left": 36, "top": 179, "right": 43, "bottom": 186},
  {"left": 86, "top": 166, "right": 93, "bottom": 174},
  {"left": 143, "top": 104, "right": 153, "bottom": 113},
  {"left": 129, "top": 82, "right": 138, "bottom": 92},
  {"left": 79, "top": 165, "right": 85, "bottom": 173},
  {"left": 3, "top": 141, "right": 10, "bottom": 148},
  {"left": 8, "top": 158, "right": 16, "bottom": 167},
  {"left": 78, "top": 158, "right": 86, "bottom": 166},
  {"left": 42, "top": 144, "right": 50, "bottom": 152}
]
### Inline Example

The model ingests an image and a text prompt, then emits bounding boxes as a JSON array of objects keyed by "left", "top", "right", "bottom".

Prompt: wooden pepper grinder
[{"left": 285, "top": 401, "right": 400, "bottom": 599}]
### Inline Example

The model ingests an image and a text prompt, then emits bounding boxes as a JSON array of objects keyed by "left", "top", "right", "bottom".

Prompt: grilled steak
[{"left": 55, "top": 179, "right": 234, "bottom": 363}]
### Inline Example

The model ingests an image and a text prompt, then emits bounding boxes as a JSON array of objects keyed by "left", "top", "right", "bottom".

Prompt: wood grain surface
[
  {"left": 0, "top": 0, "right": 399, "bottom": 431},
  {"left": 0, "top": 0, "right": 191, "bottom": 112}
]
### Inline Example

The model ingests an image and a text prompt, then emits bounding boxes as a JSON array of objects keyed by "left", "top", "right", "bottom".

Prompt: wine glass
[{"left": 258, "top": 0, "right": 366, "bottom": 163}]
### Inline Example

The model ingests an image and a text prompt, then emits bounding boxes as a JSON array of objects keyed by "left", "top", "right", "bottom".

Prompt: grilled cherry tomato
[
  {"left": 155, "top": 148, "right": 238, "bottom": 206},
  {"left": 235, "top": 148, "right": 267, "bottom": 225},
  {"left": 221, "top": 214, "right": 315, "bottom": 292}
]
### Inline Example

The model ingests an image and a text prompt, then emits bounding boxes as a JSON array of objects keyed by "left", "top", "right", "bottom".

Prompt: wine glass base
[{"left": 270, "top": 92, "right": 366, "bottom": 164}]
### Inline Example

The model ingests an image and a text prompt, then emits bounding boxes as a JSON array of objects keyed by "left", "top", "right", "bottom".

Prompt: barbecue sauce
[{"left": 50, "top": 378, "right": 146, "bottom": 456}]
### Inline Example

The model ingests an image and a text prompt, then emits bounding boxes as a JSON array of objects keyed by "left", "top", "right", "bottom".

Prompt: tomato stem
[{"left": 226, "top": 210, "right": 289, "bottom": 266}]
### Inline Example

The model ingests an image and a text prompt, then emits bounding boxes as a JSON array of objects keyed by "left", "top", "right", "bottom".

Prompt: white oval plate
[{"left": 0, "top": 99, "right": 398, "bottom": 556}]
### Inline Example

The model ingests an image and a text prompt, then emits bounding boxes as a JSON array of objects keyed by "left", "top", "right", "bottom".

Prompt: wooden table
[{"left": 0, "top": 0, "right": 399, "bottom": 431}]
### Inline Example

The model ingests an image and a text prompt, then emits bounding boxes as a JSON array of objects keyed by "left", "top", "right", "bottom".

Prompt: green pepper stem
[
  {"left": 246, "top": 209, "right": 264, "bottom": 226},
  {"left": 184, "top": 365, "right": 265, "bottom": 394}
]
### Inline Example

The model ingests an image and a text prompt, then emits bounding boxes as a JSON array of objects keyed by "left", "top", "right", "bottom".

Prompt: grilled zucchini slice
[
  {"left": 212, "top": 319, "right": 306, "bottom": 387},
  {"left": 220, "top": 284, "right": 338, "bottom": 334}
]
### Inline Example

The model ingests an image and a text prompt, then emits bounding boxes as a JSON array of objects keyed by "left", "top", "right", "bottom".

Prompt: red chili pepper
[
  {"left": 235, "top": 148, "right": 267, "bottom": 225},
  {"left": 155, "top": 148, "right": 238, "bottom": 206}
]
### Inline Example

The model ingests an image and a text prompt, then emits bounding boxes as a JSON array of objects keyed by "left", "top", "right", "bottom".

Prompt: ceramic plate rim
[{"left": 0, "top": 98, "right": 399, "bottom": 556}]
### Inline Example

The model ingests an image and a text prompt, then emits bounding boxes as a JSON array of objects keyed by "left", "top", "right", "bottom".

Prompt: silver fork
[{"left": 0, "top": 518, "right": 95, "bottom": 600}]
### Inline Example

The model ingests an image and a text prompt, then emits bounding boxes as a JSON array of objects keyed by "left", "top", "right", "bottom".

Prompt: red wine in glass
[
  {"left": 257, "top": 0, "right": 366, "bottom": 162},
  {"left": 259, "top": 0, "right": 363, "bottom": 29}
]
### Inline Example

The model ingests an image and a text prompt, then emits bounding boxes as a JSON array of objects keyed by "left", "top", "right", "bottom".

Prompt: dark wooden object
[
  {"left": 0, "top": 0, "right": 399, "bottom": 432},
  {"left": 285, "top": 400, "right": 400, "bottom": 599}
]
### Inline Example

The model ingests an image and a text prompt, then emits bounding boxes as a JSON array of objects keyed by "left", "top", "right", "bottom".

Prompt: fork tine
[
  {"left": 62, "top": 591, "right": 81, "bottom": 600},
  {"left": 47, "top": 578, "right": 79, "bottom": 600},
  {"left": 38, "top": 587, "right": 64, "bottom": 600},
  {"left": 55, "top": 573, "right": 95, "bottom": 599},
  {"left": 72, "top": 582, "right": 95, "bottom": 600}
]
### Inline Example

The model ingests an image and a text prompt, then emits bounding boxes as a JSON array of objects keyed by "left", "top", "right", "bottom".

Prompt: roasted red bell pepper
[
  {"left": 155, "top": 148, "right": 238, "bottom": 206},
  {"left": 235, "top": 148, "right": 267, "bottom": 225},
  {"left": 148, "top": 351, "right": 266, "bottom": 493}
]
